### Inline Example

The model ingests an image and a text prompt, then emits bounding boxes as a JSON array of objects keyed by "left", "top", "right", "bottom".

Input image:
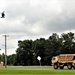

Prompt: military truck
[{"left": 52, "top": 54, "right": 75, "bottom": 69}]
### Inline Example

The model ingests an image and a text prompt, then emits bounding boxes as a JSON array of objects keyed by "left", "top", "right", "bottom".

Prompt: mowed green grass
[{"left": 0, "top": 66, "right": 74, "bottom": 75}]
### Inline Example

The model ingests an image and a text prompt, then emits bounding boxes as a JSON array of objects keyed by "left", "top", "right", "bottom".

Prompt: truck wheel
[
  {"left": 73, "top": 65, "right": 75, "bottom": 69},
  {"left": 54, "top": 64, "right": 58, "bottom": 69},
  {"left": 67, "top": 64, "right": 72, "bottom": 69},
  {"left": 60, "top": 66, "right": 64, "bottom": 69}
]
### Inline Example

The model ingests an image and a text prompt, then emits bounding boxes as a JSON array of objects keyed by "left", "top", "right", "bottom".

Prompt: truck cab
[{"left": 52, "top": 56, "right": 58, "bottom": 65}]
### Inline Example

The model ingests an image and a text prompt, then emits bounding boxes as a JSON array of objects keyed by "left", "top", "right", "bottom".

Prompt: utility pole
[{"left": 3, "top": 35, "right": 9, "bottom": 68}]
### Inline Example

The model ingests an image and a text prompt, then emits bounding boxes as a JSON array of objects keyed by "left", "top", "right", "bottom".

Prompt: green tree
[
  {"left": 15, "top": 32, "right": 75, "bottom": 66},
  {"left": 1, "top": 53, "right": 5, "bottom": 63},
  {"left": 44, "top": 33, "right": 61, "bottom": 65},
  {"left": 61, "top": 32, "right": 75, "bottom": 54},
  {"left": 16, "top": 40, "right": 33, "bottom": 65},
  {"left": 32, "top": 38, "right": 46, "bottom": 65},
  {"left": 7, "top": 54, "right": 16, "bottom": 65}
]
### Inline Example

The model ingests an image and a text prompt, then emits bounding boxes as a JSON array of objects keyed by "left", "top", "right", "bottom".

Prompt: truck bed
[{"left": 58, "top": 54, "right": 75, "bottom": 62}]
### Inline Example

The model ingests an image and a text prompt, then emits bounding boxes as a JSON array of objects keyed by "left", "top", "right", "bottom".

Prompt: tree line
[{"left": 0, "top": 32, "right": 75, "bottom": 66}]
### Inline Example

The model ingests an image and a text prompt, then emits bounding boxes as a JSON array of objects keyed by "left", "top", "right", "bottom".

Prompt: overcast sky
[{"left": 0, "top": 0, "right": 75, "bottom": 55}]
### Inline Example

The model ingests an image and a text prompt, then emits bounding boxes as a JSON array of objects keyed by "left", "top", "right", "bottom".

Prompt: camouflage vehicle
[{"left": 52, "top": 54, "right": 75, "bottom": 69}]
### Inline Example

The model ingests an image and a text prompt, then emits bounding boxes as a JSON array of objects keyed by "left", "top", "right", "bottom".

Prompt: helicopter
[{"left": 0, "top": 11, "right": 5, "bottom": 18}]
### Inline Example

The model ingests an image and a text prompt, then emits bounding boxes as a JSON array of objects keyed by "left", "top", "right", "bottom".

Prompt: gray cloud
[{"left": 0, "top": 0, "right": 75, "bottom": 54}]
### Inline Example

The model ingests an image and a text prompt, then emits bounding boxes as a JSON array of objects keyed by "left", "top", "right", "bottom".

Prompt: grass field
[{"left": 0, "top": 66, "right": 75, "bottom": 75}]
